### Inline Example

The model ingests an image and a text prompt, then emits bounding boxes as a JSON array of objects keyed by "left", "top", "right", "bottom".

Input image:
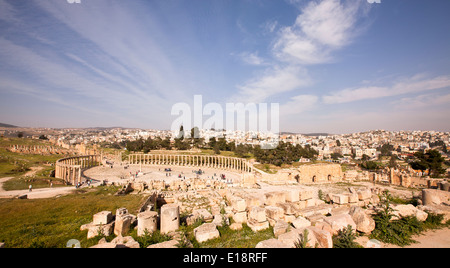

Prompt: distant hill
[
  {"left": 302, "top": 133, "right": 330, "bottom": 137},
  {"left": 280, "top": 132, "right": 330, "bottom": 137},
  {"left": 0, "top": 123, "right": 18, "bottom": 128}
]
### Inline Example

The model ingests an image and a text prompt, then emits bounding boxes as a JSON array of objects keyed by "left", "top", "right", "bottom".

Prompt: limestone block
[
  {"left": 147, "top": 240, "right": 179, "bottom": 248},
  {"left": 265, "top": 206, "right": 284, "bottom": 220},
  {"left": 273, "top": 220, "right": 289, "bottom": 237},
  {"left": 332, "top": 194, "right": 348, "bottom": 205},
  {"left": 247, "top": 220, "right": 269, "bottom": 232},
  {"left": 392, "top": 204, "right": 428, "bottom": 222},
  {"left": 285, "top": 189, "right": 300, "bottom": 202},
  {"left": 265, "top": 192, "right": 286, "bottom": 206},
  {"left": 292, "top": 200, "right": 307, "bottom": 211},
  {"left": 194, "top": 223, "right": 220, "bottom": 243},
  {"left": 244, "top": 196, "right": 262, "bottom": 207},
  {"left": 291, "top": 216, "right": 311, "bottom": 230},
  {"left": 93, "top": 211, "right": 113, "bottom": 225},
  {"left": 229, "top": 222, "right": 243, "bottom": 231},
  {"left": 160, "top": 204, "right": 180, "bottom": 234},
  {"left": 116, "top": 207, "right": 128, "bottom": 217},
  {"left": 297, "top": 204, "right": 333, "bottom": 218},
  {"left": 415, "top": 209, "right": 428, "bottom": 222},
  {"left": 348, "top": 206, "right": 375, "bottom": 234},
  {"left": 255, "top": 239, "right": 290, "bottom": 248},
  {"left": 212, "top": 214, "right": 229, "bottom": 227},
  {"left": 230, "top": 197, "right": 247, "bottom": 212},
  {"left": 83, "top": 221, "right": 115, "bottom": 239},
  {"left": 324, "top": 214, "right": 357, "bottom": 235},
  {"left": 298, "top": 189, "right": 314, "bottom": 201},
  {"left": 278, "top": 229, "right": 317, "bottom": 248},
  {"left": 313, "top": 221, "right": 333, "bottom": 235},
  {"left": 137, "top": 211, "right": 158, "bottom": 236},
  {"left": 190, "top": 208, "right": 214, "bottom": 223},
  {"left": 110, "top": 235, "right": 140, "bottom": 248},
  {"left": 284, "top": 215, "right": 296, "bottom": 223},
  {"left": 305, "top": 226, "right": 333, "bottom": 248},
  {"left": 306, "top": 198, "right": 323, "bottom": 207},
  {"left": 114, "top": 214, "right": 134, "bottom": 236},
  {"left": 347, "top": 193, "right": 359, "bottom": 203},
  {"left": 276, "top": 202, "right": 296, "bottom": 215},
  {"left": 232, "top": 211, "right": 247, "bottom": 223},
  {"left": 248, "top": 206, "right": 266, "bottom": 223},
  {"left": 357, "top": 189, "right": 372, "bottom": 200}
]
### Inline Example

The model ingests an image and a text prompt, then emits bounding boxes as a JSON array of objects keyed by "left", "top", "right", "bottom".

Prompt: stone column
[
  {"left": 160, "top": 204, "right": 180, "bottom": 234},
  {"left": 137, "top": 211, "right": 158, "bottom": 236}
]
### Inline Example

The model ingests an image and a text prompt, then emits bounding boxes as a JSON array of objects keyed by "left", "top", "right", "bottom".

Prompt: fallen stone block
[
  {"left": 247, "top": 220, "right": 269, "bottom": 232},
  {"left": 265, "top": 206, "right": 284, "bottom": 220},
  {"left": 332, "top": 194, "right": 349, "bottom": 205},
  {"left": 276, "top": 202, "right": 296, "bottom": 215},
  {"left": 324, "top": 214, "right": 357, "bottom": 235},
  {"left": 110, "top": 235, "right": 140, "bottom": 248},
  {"left": 229, "top": 222, "right": 243, "bottom": 231},
  {"left": 147, "top": 240, "right": 179, "bottom": 248},
  {"left": 265, "top": 192, "right": 286, "bottom": 206},
  {"left": 348, "top": 206, "right": 375, "bottom": 234},
  {"left": 232, "top": 211, "right": 247, "bottom": 223},
  {"left": 230, "top": 197, "right": 247, "bottom": 212},
  {"left": 285, "top": 189, "right": 300, "bottom": 202},
  {"left": 298, "top": 189, "right": 314, "bottom": 201},
  {"left": 392, "top": 204, "right": 428, "bottom": 222},
  {"left": 212, "top": 214, "right": 229, "bottom": 227},
  {"left": 291, "top": 216, "right": 311, "bottom": 230},
  {"left": 194, "top": 223, "right": 220, "bottom": 243},
  {"left": 114, "top": 214, "right": 134, "bottom": 236},
  {"left": 255, "top": 239, "right": 290, "bottom": 248},
  {"left": 278, "top": 229, "right": 317, "bottom": 248},
  {"left": 273, "top": 220, "right": 289, "bottom": 237},
  {"left": 347, "top": 193, "right": 359, "bottom": 203},
  {"left": 297, "top": 204, "right": 333, "bottom": 218},
  {"left": 306, "top": 226, "right": 333, "bottom": 248},
  {"left": 248, "top": 206, "right": 266, "bottom": 223},
  {"left": 357, "top": 189, "right": 372, "bottom": 201},
  {"left": 82, "top": 221, "right": 115, "bottom": 239},
  {"left": 93, "top": 211, "right": 113, "bottom": 225}
]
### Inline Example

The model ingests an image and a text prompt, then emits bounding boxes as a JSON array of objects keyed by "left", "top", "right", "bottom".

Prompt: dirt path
[
  {"left": 384, "top": 227, "right": 450, "bottom": 248},
  {"left": 0, "top": 176, "right": 77, "bottom": 199}
]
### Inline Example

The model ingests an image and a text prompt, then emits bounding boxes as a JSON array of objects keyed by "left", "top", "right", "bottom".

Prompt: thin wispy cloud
[{"left": 322, "top": 74, "right": 450, "bottom": 104}]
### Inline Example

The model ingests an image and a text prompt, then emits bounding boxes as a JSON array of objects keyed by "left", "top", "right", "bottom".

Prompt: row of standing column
[
  {"left": 128, "top": 154, "right": 252, "bottom": 173},
  {"left": 55, "top": 155, "right": 99, "bottom": 185}
]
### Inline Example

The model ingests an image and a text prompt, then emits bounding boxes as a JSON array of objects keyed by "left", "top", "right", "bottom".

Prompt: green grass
[
  {"left": 199, "top": 223, "right": 275, "bottom": 248},
  {"left": 0, "top": 137, "right": 67, "bottom": 190},
  {"left": 0, "top": 186, "right": 146, "bottom": 248}
]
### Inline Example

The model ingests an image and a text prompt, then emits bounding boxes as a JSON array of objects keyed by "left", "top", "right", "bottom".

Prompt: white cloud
[
  {"left": 232, "top": 0, "right": 369, "bottom": 105},
  {"left": 323, "top": 74, "right": 450, "bottom": 104},
  {"left": 280, "top": 94, "right": 319, "bottom": 115},
  {"left": 392, "top": 92, "right": 450, "bottom": 109},
  {"left": 239, "top": 51, "right": 267, "bottom": 66},
  {"left": 273, "top": 0, "right": 365, "bottom": 65},
  {"left": 262, "top": 20, "right": 278, "bottom": 33},
  {"left": 233, "top": 65, "right": 312, "bottom": 103}
]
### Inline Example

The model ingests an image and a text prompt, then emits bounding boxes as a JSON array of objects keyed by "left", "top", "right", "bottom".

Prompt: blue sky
[{"left": 0, "top": 0, "right": 449, "bottom": 133}]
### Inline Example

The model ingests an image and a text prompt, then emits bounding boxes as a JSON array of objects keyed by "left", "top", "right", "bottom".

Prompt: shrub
[
  {"left": 370, "top": 190, "right": 447, "bottom": 247},
  {"left": 332, "top": 225, "right": 363, "bottom": 248}
]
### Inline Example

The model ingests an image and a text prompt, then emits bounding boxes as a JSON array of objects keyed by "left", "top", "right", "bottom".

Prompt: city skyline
[{"left": 1, "top": 0, "right": 450, "bottom": 133}]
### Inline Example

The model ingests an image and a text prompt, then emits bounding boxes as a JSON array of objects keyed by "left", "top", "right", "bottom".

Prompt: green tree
[{"left": 409, "top": 149, "right": 445, "bottom": 177}]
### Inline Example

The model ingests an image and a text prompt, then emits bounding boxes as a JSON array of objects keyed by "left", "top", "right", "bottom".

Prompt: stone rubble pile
[{"left": 82, "top": 185, "right": 440, "bottom": 248}]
